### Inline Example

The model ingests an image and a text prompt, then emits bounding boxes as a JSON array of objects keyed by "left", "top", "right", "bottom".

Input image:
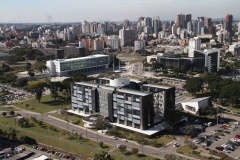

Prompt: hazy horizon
[{"left": 1, "top": 0, "right": 239, "bottom": 23}]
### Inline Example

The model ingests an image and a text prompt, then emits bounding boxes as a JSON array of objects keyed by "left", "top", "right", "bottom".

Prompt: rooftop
[
  {"left": 142, "top": 84, "right": 173, "bottom": 89},
  {"left": 182, "top": 97, "right": 210, "bottom": 103},
  {"left": 54, "top": 54, "right": 109, "bottom": 62}
]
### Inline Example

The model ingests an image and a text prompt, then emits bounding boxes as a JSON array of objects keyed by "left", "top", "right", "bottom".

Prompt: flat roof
[
  {"left": 142, "top": 84, "right": 173, "bottom": 89},
  {"left": 182, "top": 97, "right": 210, "bottom": 103},
  {"left": 74, "top": 82, "right": 150, "bottom": 96},
  {"left": 55, "top": 54, "right": 109, "bottom": 62}
]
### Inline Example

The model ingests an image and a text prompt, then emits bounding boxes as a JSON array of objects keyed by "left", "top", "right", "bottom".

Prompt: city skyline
[{"left": 1, "top": 0, "right": 240, "bottom": 23}]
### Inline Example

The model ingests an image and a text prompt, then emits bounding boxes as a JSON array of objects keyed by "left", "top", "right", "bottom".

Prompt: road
[{"left": 1, "top": 108, "right": 198, "bottom": 160}]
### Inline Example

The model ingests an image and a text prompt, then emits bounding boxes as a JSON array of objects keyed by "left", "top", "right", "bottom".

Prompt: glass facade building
[{"left": 46, "top": 54, "right": 109, "bottom": 76}]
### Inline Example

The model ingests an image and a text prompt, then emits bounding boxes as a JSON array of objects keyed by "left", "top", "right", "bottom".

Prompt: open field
[
  {"left": 0, "top": 116, "right": 113, "bottom": 152},
  {"left": 15, "top": 94, "right": 70, "bottom": 113}
]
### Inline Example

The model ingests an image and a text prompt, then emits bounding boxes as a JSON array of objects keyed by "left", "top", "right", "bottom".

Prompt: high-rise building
[
  {"left": 153, "top": 16, "right": 160, "bottom": 33},
  {"left": 188, "top": 37, "right": 201, "bottom": 57},
  {"left": 93, "top": 38, "right": 104, "bottom": 51},
  {"left": 161, "top": 23, "right": 167, "bottom": 32},
  {"left": 187, "top": 21, "right": 193, "bottom": 32},
  {"left": 194, "top": 49, "right": 220, "bottom": 72},
  {"left": 197, "top": 19, "right": 204, "bottom": 35},
  {"left": 124, "top": 19, "right": 130, "bottom": 27},
  {"left": 204, "top": 18, "right": 212, "bottom": 27},
  {"left": 144, "top": 17, "right": 152, "bottom": 27},
  {"left": 108, "top": 35, "right": 121, "bottom": 49},
  {"left": 119, "top": 27, "right": 136, "bottom": 47},
  {"left": 134, "top": 39, "right": 145, "bottom": 51},
  {"left": 172, "top": 24, "right": 177, "bottom": 34},
  {"left": 186, "top": 14, "right": 192, "bottom": 23},
  {"left": 226, "top": 14, "right": 233, "bottom": 32},
  {"left": 82, "top": 20, "right": 90, "bottom": 34},
  {"left": 138, "top": 16, "right": 145, "bottom": 23}
]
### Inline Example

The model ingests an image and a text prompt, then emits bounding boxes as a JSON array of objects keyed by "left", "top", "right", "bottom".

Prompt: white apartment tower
[
  {"left": 134, "top": 39, "right": 145, "bottom": 51},
  {"left": 108, "top": 35, "right": 121, "bottom": 49},
  {"left": 188, "top": 37, "right": 201, "bottom": 57}
]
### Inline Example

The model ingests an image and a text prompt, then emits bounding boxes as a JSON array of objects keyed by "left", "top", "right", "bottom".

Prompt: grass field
[
  {"left": 0, "top": 107, "right": 20, "bottom": 111},
  {"left": 176, "top": 145, "right": 199, "bottom": 159},
  {"left": 0, "top": 116, "right": 112, "bottom": 152},
  {"left": 27, "top": 77, "right": 51, "bottom": 86},
  {"left": 112, "top": 149, "right": 161, "bottom": 160},
  {"left": 52, "top": 114, "right": 85, "bottom": 127},
  {"left": 0, "top": 124, "right": 101, "bottom": 158},
  {"left": 106, "top": 126, "right": 175, "bottom": 148},
  {"left": 15, "top": 94, "right": 70, "bottom": 113}
]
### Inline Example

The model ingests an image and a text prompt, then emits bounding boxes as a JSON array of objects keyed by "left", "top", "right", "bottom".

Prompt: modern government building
[
  {"left": 70, "top": 77, "right": 175, "bottom": 131},
  {"left": 46, "top": 54, "right": 109, "bottom": 76}
]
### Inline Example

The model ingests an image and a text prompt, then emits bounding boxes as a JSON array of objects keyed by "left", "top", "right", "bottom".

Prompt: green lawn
[
  {"left": 0, "top": 125, "right": 101, "bottom": 158},
  {"left": 176, "top": 145, "right": 199, "bottom": 159},
  {"left": 52, "top": 113, "right": 85, "bottom": 127},
  {"left": 0, "top": 116, "right": 112, "bottom": 152},
  {"left": 0, "top": 107, "right": 20, "bottom": 111},
  {"left": 14, "top": 94, "right": 70, "bottom": 113},
  {"left": 223, "top": 106, "right": 240, "bottom": 112},
  {"left": 106, "top": 127, "right": 175, "bottom": 148},
  {"left": 112, "top": 149, "right": 161, "bottom": 160}
]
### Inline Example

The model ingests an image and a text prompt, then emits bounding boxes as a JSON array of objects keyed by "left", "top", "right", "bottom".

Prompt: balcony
[
  {"left": 117, "top": 95, "right": 124, "bottom": 99},
  {"left": 83, "top": 103, "right": 89, "bottom": 106},
  {"left": 72, "top": 100, "right": 77, "bottom": 104},
  {"left": 113, "top": 114, "right": 117, "bottom": 117},
  {"left": 132, "top": 106, "right": 140, "bottom": 111},
  {"left": 135, "top": 98, "right": 140, "bottom": 102},
  {"left": 127, "top": 117, "right": 133, "bottom": 121},
  {"left": 85, "top": 88, "right": 88, "bottom": 91},
  {"left": 117, "top": 111, "right": 124, "bottom": 115},
  {"left": 125, "top": 100, "right": 132, "bottom": 105},
  {"left": 77, "top": 98, "right": 83, "bottom": 101},
  {"left": 133, "top": 115, "right": 140, "bottom": 119},
  {"left": 77, "top": 91, "right": 82, "bottom": 94},
  {"left": 78, "top": 105, "right": 83, "bottom": 108},
  {"left": 113, "top": 98, "right": 117, "bottom": 101}
]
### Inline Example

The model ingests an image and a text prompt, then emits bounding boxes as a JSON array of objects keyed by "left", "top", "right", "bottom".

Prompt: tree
[
  {"left": 16, "top": 78, "right": 28, "bottom": 87},
  {"left": 21, "top": 136, "right": 37, "bottom": 145},
  {"left": 10, "top": 111, "right": 15, "bottom": 116},
  {"left": 118, "top": 145, "right": 127, "bottom": 154},
  {"left": 95, "top": 119, "right": 107, "bottom": 133},
  {"left": 99, "top": 141, "right": 103, "bottom": 148},
  {"left": 131, "top": 148, "right": 139, "bottom": 154},
  {"left": 204, "top": 74, "right": 222, "bottom": 96},
  {"left": 2, "top": 112, "right": 7, "bottom": 117},
  {"left": 4, "top": 73, "right": 17, "bottom": 85},
  {"left": 2, "top": 63, "right": 10, "bottom": 72},
  {"left": 28, "top": 82, "right": 46, "bottom": 102},
  {"left": 183, "top": 77, "right": 204, "bottom": 96},
  {"left": 25, "top": 63, "right": 31, "bottom": 70},
  {"left": 199, "top": 106, "right": 217, "bottom": 117},
  {"left": 164, "top": 154, "right": 177, "bottom": 160},
  {"left": 220, "top": 83, "right": 240, "bottom": 105},
  {"left": 225, "top": 51, "right": 233, "bottom": 58},
  {"left": 28, "top": 69, "right": 35, "bottom": 77}
]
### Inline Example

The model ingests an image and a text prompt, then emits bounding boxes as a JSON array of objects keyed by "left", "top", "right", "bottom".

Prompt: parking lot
[
  {"left": 0, "top": 83, "right": 33, "bottom": 103},
  {"left": 192, "top": 120, "right": 240, "bottom": 159}
]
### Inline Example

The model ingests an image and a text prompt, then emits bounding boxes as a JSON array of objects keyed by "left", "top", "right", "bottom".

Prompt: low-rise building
[
  {"left": 46, "top": 54, "right": 109, "bottom": 76},
  {"left": 181, "top": 97, "right": 212, "bottom": 114}
]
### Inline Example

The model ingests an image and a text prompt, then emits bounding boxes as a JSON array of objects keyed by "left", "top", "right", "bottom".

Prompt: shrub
[
  {"left": 99, "top": 141, "right": 103, "bottom": 148},
  {"left": 131, "top": 148, "right": 139, "bottom": 154}
]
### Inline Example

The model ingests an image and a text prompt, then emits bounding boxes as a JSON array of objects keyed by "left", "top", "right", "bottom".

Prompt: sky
[{"left": 0, "top": 0, "right": 240, "bottom": 23}]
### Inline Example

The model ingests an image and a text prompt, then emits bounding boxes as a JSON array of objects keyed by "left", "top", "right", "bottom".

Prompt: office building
[
  {"left": 194, "top": 49, "right": 220, "bottom": 72},
  {"left": 134, "top": 39, "right": 145, "bottom": 51},
  {"left": 226, "top": 14, "right": 233, "bottom": 32},
  {"left": 108, "top": 35, "right": 121, "bottom": 49},
  {"left": 93, "top": 38, "right": 104, "bottom": 51},
  {"left": 188, "top": 37, "right": 201, "bottom": 57},
  {"left": 70, "top": 78, "right": 175, "bottom": 130},
  {"left": 46, "top": 54, "right": 109, "bottom": 76}
]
